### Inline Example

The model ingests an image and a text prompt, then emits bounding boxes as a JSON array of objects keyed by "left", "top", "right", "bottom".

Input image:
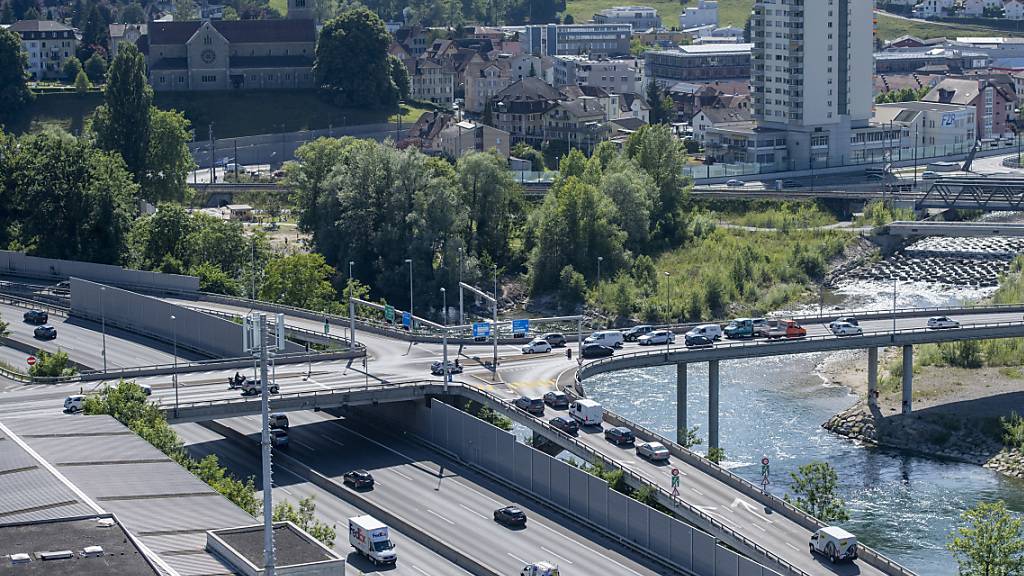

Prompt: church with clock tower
[{"left": 145, "top": 0, "right": 316, "bottom": 91}]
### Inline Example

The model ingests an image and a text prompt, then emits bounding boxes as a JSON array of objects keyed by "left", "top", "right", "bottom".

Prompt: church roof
[{"left": 149, "top": 18, "right": 315, "bottom": 45}]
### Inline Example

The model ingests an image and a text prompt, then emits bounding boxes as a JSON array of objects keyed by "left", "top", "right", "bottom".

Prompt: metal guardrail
[
  {"left": 179, "top": 305, "right": 357, "bottom": 349},
  {"left": 166, "top": 379, "right": 444, "bottom": 413}
]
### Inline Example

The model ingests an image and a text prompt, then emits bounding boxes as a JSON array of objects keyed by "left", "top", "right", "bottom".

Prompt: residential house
[
  {"left": 394, "top": 26, "right": 430, "bottom": 57},
  {"left": 1006, "top": 0, "right": 1024, "bottom": 20},
  {"left": 691, "top": 106, "right": 752, "bottom": 144},
  {"left": 912, "top": 0, "right": 954, "bottom": 18},
  {"left": 411, "top": 58, "right": 455, "bottom": 107},
  {"left": 490, "top": 77, "right": 564, "bottom": 144},
  {"left": 593, "top": 6, "right": 661, "bottom": 30},
  {"left": 438, "top": 120, "right": 511, "bottom": 159},
  {"left": 553, "top": 55, "right": 638, "bottom": 94},
  {"left": 9, "top": 20, "right": 77, "bottom": 81},
  {"left": 465, "top": 55, "right": 511, "bottom": 114},
  {"left": 680, "top": 0, "right": 717, "bottom": 29},
  {"left": 963, "top": 0, "right": 1002, "bottom": 16},
  {"left": 543, "top": 97, "right": 610, "bottom": 153},
  {"left": 617, "top": 92, "right": 650, "bottom": 123},
  {"left": 521, "top": 24, "right": 632, "bottom": 57},
  {"left": 923, "top": 76, "right": 1017, "bottom": 139},
  {"left": 109, "top": 23, "right": 146, "bottom": 61},
  {"left": 401, "top": 110, "right": 456, "bottom": 153}
]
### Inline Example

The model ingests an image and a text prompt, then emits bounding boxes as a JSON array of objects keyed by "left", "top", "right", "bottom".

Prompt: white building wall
[{"left": 680, "top": 0, "right": 718, "bottom": 29}]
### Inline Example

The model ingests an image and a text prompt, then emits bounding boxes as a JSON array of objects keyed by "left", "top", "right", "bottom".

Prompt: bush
[
  {"left": 1002, "top": 412, "right": 1024, "bottom": 451},
  {"left": 29, "top": 349, "right": 76, "bottom": 378},
  {"left": 558, "top": 265, "right": 587, "bottom": 311}
]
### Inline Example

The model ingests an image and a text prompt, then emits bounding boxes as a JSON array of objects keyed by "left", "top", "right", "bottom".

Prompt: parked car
[
  {"left": 514, "top": 394, "right": 545, "bottom": 415},
  {"left": 270, "top": 429, "right": 289, "bottom": 448},
  {"left": 543, "top": 390, "right": 569, "bottom": 409},
  {"left": 828, "top": 317, "right": 859, "bottom": 331},
  {"left": 830, "top": 322, "right": 863, "bottom": 336},
  {"left": 430, "top": 360, "right": 463, "bottom": 375},
  {"left": 541, "top": 332, "right": 566, "bottom": 347},
  {"left": 927, "top": 316, "right": 960, "bottom": 329},
  {"left": 33, "top": 325, "right": 57, "bottom": 340},
  {"left": 638, "top": 330, "right": 675, "bottom": 346},
  {"left": 549, "top": 415, "right": 579, "bottom": 435},
  {"left": 581, "top": 343, "right": 614, "bottom": 359},
  {"left": 604, "top": 426, "right": 635, "bottom": 445},
  {"left": 343, "top": 470, "right": 376, "bottom": 489},
  {"left": 493, "top": 505, "right": 527, "bottom": 527},
  {"left": 809, "top": 526, "right": 858, "bottom": 563},
  {"left": 636, "top": 441, "right": 670, "bottom": 462},
  {"left": 725, "top": 179, "right": 745, "bottom": 187},
  {"left": 63, "top": 395, "right": 85, "bottom": 413},
  {"left": 23, "top": 309, "right": 48, "bottom": 324},
  {"left": 584, "top": 330, "right": 624, "bottom": 348},
  {"left": 522, "top": 339, "right": 552, "bottom": 354},
  {"left": 622, "top": 324, "right": 654, "bottom": 342},
  {"left": 685, "top": 324, "right": 722, "bottom": 341},
  {"left": 768, "top": 319, "right": 807, "bottom": 339},
  {"left": 685, "top": 334, "right": 714, "bottom": 348}
]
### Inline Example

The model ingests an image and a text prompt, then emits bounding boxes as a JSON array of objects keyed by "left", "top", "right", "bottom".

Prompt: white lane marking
[
  {"left": 540, "top": 546, "right": 574, "bottom": 565},
  {"left": 281, "top": 487, "right": 293, "bottom": 496},
  {"left": 292, "top": 440, "right": 314, "bottom": 451},
  {"left": 320, "top": 434, "right": 345, "bottom": 447},
  {"left": 533, "top": 521, "right": 643, "bottom": 576},
  {"left": 458, "top": 504, "right": 487, "bottom": 519},
  {"left": 750, "top": 522, "right": 766, "bottom": 532},
  {"left": 730, "top": 497, "right": 775, "bottom": 524},
  {"left": 410, "top": 566, "right": 432, "bottom": 576},
  {"left": 691, "top": 487, "right": 704, "bottom": 496},
  {"left": 426, "top": 509, "right": 456, "bottom": 525},
  {"left": 507, "top": 553, "right": 529, "bottom": 565},
  {"left": 786, "top": 542, "right": 799, "bottom": 551},
  {"left": 392, "top": 470, "right": 413, "bottom": 481}
]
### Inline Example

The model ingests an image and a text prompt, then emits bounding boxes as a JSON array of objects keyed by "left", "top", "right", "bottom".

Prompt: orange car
[{"left": 768, "top": 319, "right": 807, "bottom": 339}]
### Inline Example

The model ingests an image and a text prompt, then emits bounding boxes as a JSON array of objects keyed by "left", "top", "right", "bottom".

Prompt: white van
[
  {"left": 584, "top": 330, "right": 624, "bottom": 349},
  {"left": 569, "top": 399, "right": 603, "bottom": 426},
  {"left": 686, "top": 324, "right": 722, "bottom": 341},
  {"left": 809, "top": 526, "right": 858, "bottom": 563},
  {"left": 63, "top": 395, "right": 85, "bottom": 413}
]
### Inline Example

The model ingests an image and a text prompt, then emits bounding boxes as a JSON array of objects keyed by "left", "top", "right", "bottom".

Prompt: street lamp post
[
  {"left": 458, "top": 247, "right": 464, "bottom": 327},
  {"left": 100, "top": 286, "right": 107, "bottom": 373},
  {"left": 892, "top": 273, "right": 898, "bottom": 334},
  {"left": 664, "top": 271, "right": 671, "bottom": 318},
  {"left": 171, "top": 315, "right": 178, "bottom": 418},
  {"left": 597, "top": 256, "right": 603, "bottom": 286},
  {"left": 492, "top": 265, "right": 498, "bottom": 380},
  {"left": 348, "top": 261, "right": 356, "bottom": 347},
  {"left": 441, "top": 287, "right": 449, "bottom": 392},
  {"left": 405, "top": 258, "right": 414, "bottom": 330}
]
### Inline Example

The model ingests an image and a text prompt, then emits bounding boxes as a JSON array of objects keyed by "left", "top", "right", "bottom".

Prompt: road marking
[
  {"left": 533, "top": 523, "right": 643, "bottom": 576},
  {"left": 292, "top": 440, "right": 314, "bottom": 451},
  {"left": 319, "top": 434, "right": 345, "bottom": 447},
  {"left": 540, "top": 546, "right": 574, "bottom": 565},
  {"left": 691, "top": 487, "right": 704, "bottom": 496},
  {"left": 458, "top": 504, "right": 487, "bottom": 519},
  {"left": 507, "top": 552, "right": 529, "bottom": 565},
  {"left": 410, "top": 566, "right": 432, "bottom": 576},
  {"left": 730, "top": 497, "right": 774, "bottom": 524},
  {"left": 750, "top": 522, "right": 766, "bottom": 532},
  {"left": 426, "top": 509, "right": 455, "bottom": 525},
  {"left": 392, "top": 470, "right": 413, "bottom": 481},
  {"left": 280, "top": 487, "right": 293, "bottom": 496}
]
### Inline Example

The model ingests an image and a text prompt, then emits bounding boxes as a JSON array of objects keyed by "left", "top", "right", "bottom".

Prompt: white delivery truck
[
  {"left": 569, "top": 399, "right": 603, "bottom": 426},
  {"left": 521, "top": 561, "right": 560, "bottom": 576},
  {"left": 809, "top": 526, "right": 858, "bottom": 563},
  {"left": 349, "top": 515, "right": 397, "bottom": 566}
]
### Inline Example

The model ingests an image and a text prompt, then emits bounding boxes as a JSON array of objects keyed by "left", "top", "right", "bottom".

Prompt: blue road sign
[
  {"left": 472, "top": 322, "right": 491, "bottom": 338},
  {"left": 512, "top": 319, "right": 529, "bottom": 334},
  {"left": 402, "top": 311, "right": 412, "bottom": 328}
]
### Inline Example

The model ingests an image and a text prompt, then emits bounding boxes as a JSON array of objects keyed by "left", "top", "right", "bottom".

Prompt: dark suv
[
  {"left": 493, "top": 505, "right": 527, "bottom": 527},
  {"left": 543, "top": 390, "right": 569, "bottom": 409},
  {"left": 514, "top": 395, "right": 545, "bottom": 415},
  {"left": 622, "top": 325, "right": 654, "bottom": 342},
  {"left": 34, "top": 325, "right": 57, "bottom": 340},
  {"left": 24, "top": 309, "right": 48, "bottom": 324},
  {"left": 343, "top": 470, "right": 375, "bottom": 489},
  {"left": 549, "top": 416, "right": 579, "bottom": 435},
  {"left": 604, "top": 426, "right": 635, "bottom": 445},
  {"left": 542, "top": 332, "right": 566, "bottom": 347}
]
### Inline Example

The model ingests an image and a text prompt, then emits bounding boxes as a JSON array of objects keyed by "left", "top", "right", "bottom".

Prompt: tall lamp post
[
  {"left": 171, "top": 315, "right": 178, "bottom": 418},
  {"left": 100, "top": 286, "right": 107, "bottom": 373},
  {"left": 348, "top": 261, "right": 356, "bottom": 346},
  {"left": 597, "top": 256, "right": 603, "bottom": 286},
  {"left": 405, "top": 258, "right": 413, "bottom": 329},
  {"left": 441, "top": 287, "right": 449, "bottom": 391},
  {"left": 458, "top": 247, "right": 464, "bottom": 327},
  {"left": 492, "top": 264, "right": 498, "bottom": 379},
  {"left": 664, "top": 271, "right": 671, "bottom": 318}
]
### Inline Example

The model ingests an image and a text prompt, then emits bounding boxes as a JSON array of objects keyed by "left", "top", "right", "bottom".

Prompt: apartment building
[
  {"left": 522, "top": 24, "right": 632, "bottom": 57},
  {"left": 552, "top": 55, "right": 639, "bottom": 94},
  {"left": 749, "top": 0, "right": 874, "bottom": 168},
  {"left": 9, "top": 20, "right": 77, "bottom": 81},
  {"left": 593, "top": 6, "right": 661, "bottom": 30},
  {"left": 923, "top": 76, "right": 1017, "bottom": 139},
  {"left": 680, "top": 0, "right": 718, "bottom": 28},
  {"left": 644, "top": 44, "right": 752, "bottom": 86}
]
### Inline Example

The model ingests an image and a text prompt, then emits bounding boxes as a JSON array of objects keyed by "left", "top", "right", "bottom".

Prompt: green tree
[
  {"left": 557, "top": 264, "right": 586, "bottom": 310},
  {"left": 0, "top": 2, "right": 13, "bottom": 23},
  {"left": 0, "top": 313, "right": 8, "bottom": 338},
  {"left": 29, "top": 349, "right": 76, "bottom": 377},
  {"left": 646, "top": 80, "right": 673, "bottom": 125},
  {"left": 144, "top": 108, "right": 194, "bottom": 202},
  {"left": 948, "top": 500, "right": 1024, "bottom": 576},
  {"left": 173, "top": 0, "right": 197, "bottom": 19},
  {"left": 511, "top": 142, "right": 545, "bottom": 172},
  {"left": 0, "top": 28, "right": 31, "bottom": 121},
  {"left": 599, "top": 158, "right": 655, "bottom": 251},
  {"left": 74, "top": 69, "right": 91, "bottom": 93},
  {"left": 678, "top": 425, "right": 702, "bottom": 448},
  {"left": 191, "top": 261, "right": 241, "bottom": 295},
  {"left": 121, "top": 2, "right": 145, "bottom": 23},
  {"left": 624, "top": 124, "right": 690, "bottom": 244},
  {"left": 707, "top": 446, "right": 725, "bottom": 464},
  {"left": 631, "top": 254, "right": 658, "bottom": 295},
  {"left": 92, "top": 43, "right": 152, "bottom": 182},
  {"left": 314, "top": 7, "right": 399, "bottom": 108},
  {"left": 84, "top": 52, "right": 108, "bottom": 83},
  {"left": 63, "top": 55, "right": 83, "bottom": 83},
  {"left": 457, "top": 151, "right": 524, "bottom": 265},
  {"left": 389, "top": 54, "right": 410, "bottom": 100},
  {"left": 260, "top": 253, "right": 338, "bottom": 310},
  {"left": 78, "top": 4, "right": 110, "bottom": 61},
  {"left": 785, "top": 461, "right": 849, "bottom": 523},
  {"left": 273, "top": 497, "right": 337, "bottom": 547},
  {"left": 222, "top": 5, "right": 239, "bottom": 19}
]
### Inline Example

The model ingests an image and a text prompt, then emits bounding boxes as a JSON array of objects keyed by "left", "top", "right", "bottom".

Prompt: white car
[
  {"left": 63, "top": 395, "right": 85, "bottom": 413},
  {"left": 638, "top": 330, "right": 675, "bottom": 346},
  {"left": 927, "top": 316, "right": 960, "bottom": 329},
  {"left": 921, "top": 170, "right": 940, "bottom": 180},
  {"left": 636, "top": 441, "right": 670, "bottom": 461},
  {"left": 830, "top": 322, "right": 863, "bottom": 336},
  {"left": 522, "top": 339, "right": 552, "bottom": 354},
  {"left": 725, "top": 179, "right": 744, "bottom": 187}
]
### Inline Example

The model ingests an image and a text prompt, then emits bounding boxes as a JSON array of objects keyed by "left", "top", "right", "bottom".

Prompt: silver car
[
  {"left": 638, "top": 330, "right": 674, "bottom": 346},
  {"left": 636, "top": 441, "right": 670, "bottom": 461}
]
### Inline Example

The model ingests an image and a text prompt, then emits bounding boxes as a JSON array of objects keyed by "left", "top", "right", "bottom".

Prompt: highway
[
  {"left": 174, "top": 421, "right": 474, "bottom": 576},
  {"left": 211, "top": 410, "right": 675, "bottom": 576}
]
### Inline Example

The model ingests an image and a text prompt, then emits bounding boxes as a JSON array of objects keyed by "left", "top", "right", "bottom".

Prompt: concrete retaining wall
[{"left": 0, "top": 251, "right": 199, "bottom": 293}]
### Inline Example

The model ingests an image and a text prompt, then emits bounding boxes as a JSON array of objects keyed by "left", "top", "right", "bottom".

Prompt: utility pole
[
  {"left": 405, "top": 258, "right": 414, "bottom": 330},
  {"left": 441, "top": 287, "right": 449, "bottom": 394},
  {"left": 348, "top": 261, "right": 356, "bottom": 347},
  {"left": 233, "top": 139, "right": 239, "bottom": 180},
  {"left": 458, "top": 247, "right": 464, "bottom": 327},
  {"left": 492, "top": 265, "right": 498, "bottom": 380},
  {"left": 208, "top": 123, "right": 215, "bottom": 183},
  {"left": 100, "top": 286, "right": 107, "bottom": 373},
  {"left": 257, "top": 314, "right": 275, "bottom": 576}
]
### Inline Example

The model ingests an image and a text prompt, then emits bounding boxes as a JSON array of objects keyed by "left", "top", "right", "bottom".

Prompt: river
[{"left": 586, "top": 241, "right": 1024, "bottom": 575}]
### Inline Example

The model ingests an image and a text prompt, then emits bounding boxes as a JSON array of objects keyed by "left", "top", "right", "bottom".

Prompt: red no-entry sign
[{"left": 27, "top": 356, "right": 36, "bottom": 366}]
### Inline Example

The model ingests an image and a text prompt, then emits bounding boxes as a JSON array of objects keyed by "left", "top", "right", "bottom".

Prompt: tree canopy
[
  {"left": 785, "top": 461, "right": 849, "bottom": 523},
  {"left": 948, "top": 500, "right": 1024, "bottom": 576},
  {"left": 314, "top": 7, "right": 399, "bottom": 108},
  {"left": 93, "top": 43, "right": 152, "bottom": 181},
  {"left": 0, "top": 28, "right": 31, "bottom": 121}
]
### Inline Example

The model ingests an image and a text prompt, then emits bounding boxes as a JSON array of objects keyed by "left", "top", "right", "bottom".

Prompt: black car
[
  {"left": 685, "top": 334, "right": 714, "bottom": 348},
  {"left": 514, "top": 395, "right": 545, "bottom": 415},
  {"left": 781, "top": 179, "right": 803, "bottom": 188},
  {"left": 549, "top": 415, "right": 579, "bottom": 435},
  {"left": 343, "top": 470, "right": 375, "bottom": 489},
  {"left": 493, "top": 505, "right": 527, "bottom": 527},
  {"left": 622, "top": 325, "right": 654, "bottom": 342},
  {"left": 24, "top": 309, "right": 48, "bottom": 324},
  {"left": 543, "top": 391, "right": 569, "bottom": 409},
  {"left": 33, "top": 325, "right": 57, "bottom": 340},
  {"left": 542, "top": 332, "right": 566, "bottom": 347},
  {"left": 604, "top": 426, "right": 635, "bottom": 446},
  {"left": 581, "top": 343, "right": 614, "bottom": 359}
]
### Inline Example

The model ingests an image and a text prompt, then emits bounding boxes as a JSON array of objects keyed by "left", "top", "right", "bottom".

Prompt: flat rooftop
[
  {"left": 875, "top": 101, "right": 973, "bottom": 113},
  {"left": 0, "top": 516, "right": 159, "bottom": 575},
  {"left": 214, "top": 523, "right": 338, "bottom": 568}
]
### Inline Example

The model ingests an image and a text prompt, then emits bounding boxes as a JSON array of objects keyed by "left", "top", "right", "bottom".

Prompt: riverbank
[{"left": 818, "top": 351, "right": 1024, "bottom": 478}]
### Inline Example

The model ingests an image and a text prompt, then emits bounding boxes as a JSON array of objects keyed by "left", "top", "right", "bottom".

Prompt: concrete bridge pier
[
  {"left": 902, "top": 345, "right": 913, "bottom": 414},
  {"left": 676, "top": 363, "right": 687, "bottom": 444},
  {"left": 867, "top": 347, "right": 878, "bottom": 409},
  {"left": 708, "top": 360, "right": 720, "bottom": 452}
]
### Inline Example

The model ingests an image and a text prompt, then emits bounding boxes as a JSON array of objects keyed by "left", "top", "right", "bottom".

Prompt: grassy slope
[{"left": 564, "top": 0, "right": 1019, "bottom": 40}]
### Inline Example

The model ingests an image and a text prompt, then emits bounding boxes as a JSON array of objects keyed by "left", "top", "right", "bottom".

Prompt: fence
[{"left": 0, "top": 250, "right": 199, "bottom": 293}]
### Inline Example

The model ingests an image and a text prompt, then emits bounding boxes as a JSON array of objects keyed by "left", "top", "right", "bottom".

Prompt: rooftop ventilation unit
[
  {"left": 10, "top": 553, "right": 31, "bottom": 564},
  {"left": 96, "top": 517, "right": 115, "bottom": 528},
  {"left": 38, "top": 550, "right": 74, "bottom": 561},
  {"left": 82, "top": 546, "right": 104, "bottom": 558}
]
